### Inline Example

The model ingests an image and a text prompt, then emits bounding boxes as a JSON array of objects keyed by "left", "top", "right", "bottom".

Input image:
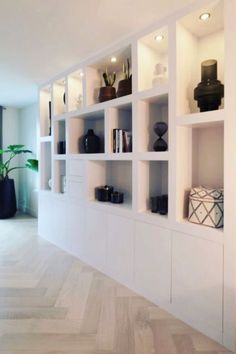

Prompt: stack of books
[{"left": 112, "top": 129, "right": 132, "bottom": 153}]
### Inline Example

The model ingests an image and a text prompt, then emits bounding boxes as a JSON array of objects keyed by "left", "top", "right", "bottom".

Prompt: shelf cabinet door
[
  {"left": 171, "top": 231, "right": 223, "bottom": 343},
  {"left": 107, "top": 214, "right": 134, "bottom": 285},
  {"left": 85, "top": 208, "right": 108, "bottom": 271},
  {"left": 134, "top": 221, "right": 171, "bottom": 306}
]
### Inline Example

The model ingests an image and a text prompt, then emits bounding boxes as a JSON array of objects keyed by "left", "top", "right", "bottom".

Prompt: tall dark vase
[
  {"left": 83, "top": 129, "right": 100, "bottom": 153},
  {"left": 194, "top": 59, "right": 224, "bottom": 112},
  {"left": 0, "top": 178, "right": 17, "bottom": 219}
]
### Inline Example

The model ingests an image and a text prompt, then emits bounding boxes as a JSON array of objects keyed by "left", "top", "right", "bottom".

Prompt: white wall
[
  {"left": 18, "top": 103, "right": 39, "bottom": 217},
  {"left": 2, "top": 107, "right": 20, "bottom": 202}
]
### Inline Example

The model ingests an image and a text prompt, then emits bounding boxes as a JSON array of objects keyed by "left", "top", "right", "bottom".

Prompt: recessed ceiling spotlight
[
  {"left": 79, "top": 71, "right": 84, "bottom": 77},
  {"left": 199, "top": 12, "right": 211, "bottom": 21},
  {"left": 111, "top": 57, "right": 117, "bottom": 63},
  {"left": 154, "top": 34, "right": 164, "bottom": 42}
]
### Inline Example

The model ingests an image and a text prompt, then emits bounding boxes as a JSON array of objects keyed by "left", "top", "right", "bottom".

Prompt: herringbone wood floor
[{"left": 0, "top": 214, "right": 233, "bottom": 354}]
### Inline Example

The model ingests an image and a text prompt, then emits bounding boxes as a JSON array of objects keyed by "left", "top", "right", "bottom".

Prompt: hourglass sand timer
[{"left": 153, "top": 122, "right": 168, "bottom": 151}]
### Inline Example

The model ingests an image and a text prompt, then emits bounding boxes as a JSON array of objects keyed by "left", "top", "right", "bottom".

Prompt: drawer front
[
  {"left": 68, "top": 160, "right": 85, "bottom": 177},
  {"left": 67, "top": 179, "right": 85, "bottom": 200}
]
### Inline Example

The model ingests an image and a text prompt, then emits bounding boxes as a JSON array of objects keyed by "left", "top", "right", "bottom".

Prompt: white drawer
[
  {"left": 67, "top": 179, "right": 85, "bottom": 200},
  {"left": 68, "top": 160, "right": 85, "bottom": 177}
]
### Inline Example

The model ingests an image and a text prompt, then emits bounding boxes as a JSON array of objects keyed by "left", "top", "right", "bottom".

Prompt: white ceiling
[{"left": 0, "top": 0, "right": 195, "bottom": 108}]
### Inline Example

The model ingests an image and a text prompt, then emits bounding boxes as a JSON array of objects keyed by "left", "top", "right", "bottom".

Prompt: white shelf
[
  {"left": 68, "top": 94, "right": 133, "bottom": 119},
  {"left": 40, "top": 136, "right": 52, "bottom": 143},
  {"left": 137, "top": 152, "right": 169, "bottom": 161},
  {"left": 52, "top": 113, "right": 67, "bottom": 121},
  {"left": 137, "top": 83, "right": 168, "bottom": 101},
  {"left": 174, "top": 219, "right": 224, "bottom": 245},
  {"left": 53, "top": 154, "right": 66, "bottom": 160},
  {"left": 176, "top": 110, "right": 225, "bottom": 127}
]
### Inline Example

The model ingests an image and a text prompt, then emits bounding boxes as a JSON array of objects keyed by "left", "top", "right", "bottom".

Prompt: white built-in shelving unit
[{"left": 38, "top": 0, "right": 236, "bottom": 350}]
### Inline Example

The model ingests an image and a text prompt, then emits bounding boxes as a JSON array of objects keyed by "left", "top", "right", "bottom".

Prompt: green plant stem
[{"left": 6, "top": 166, "right": 27, "bottom": 176}]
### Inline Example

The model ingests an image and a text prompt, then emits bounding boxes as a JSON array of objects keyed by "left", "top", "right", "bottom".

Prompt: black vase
[
  {"left": 0, "top": 178, "right": 17, "bottom": 219},
  {"left": 83, "top": 129, "right": 100, "bottom": 153},
  {"left": 153, "top": 122, "right": 168, "bottom": 152},
  {"left": 194, "top": 59, "right": 224, "bottom": 112}
]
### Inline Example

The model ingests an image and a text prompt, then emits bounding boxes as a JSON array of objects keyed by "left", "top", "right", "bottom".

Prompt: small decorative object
[
  {"left": 60, "top": 175, "right": 66, "bottom": 194},
  {"left": 95, "top": 185, "right": 114, "bottom": 202},
  {"left": 75, "top": 94, "right": 83, "bottom": 109},
  {"left": 194, "top": 59, "right": 224, "bottom": 112},
  {"left": 0, "top": 145, "right": 38, "bottom": 219},
  {"left": 151, "top": 195, "right": 168, "bottom": 215},
  {"left": 48, "top": 178, "right": 52, "bottom": 189},
  {"left": 48, "top": 101, "right": 52, "bottom": 136},
  {"left": 110, "top": 191, "right": 124, "bottom": 204},
  {"left": 188, "top": 186, "right": 223, "bottom": 228},
  {"left": 153, "top": 122, "right": 168, "bottom": 151},
  {"left": 58, "top": 141, "right": 66, "bottom": 154},
  {"left": 83, "top": 129, "right": 100, "bottom": 154},
  {"left": 98, "top": 69, "right": 116, "bottom": 102},
  {"left": 117, "top": 58, "right": 132, "bottom": 97},
  {"left": 63, "top": 92, "right": 66, "bottom": 112},
  {"left": 152, "top": 63, "right": 167, "bottom": 86}
]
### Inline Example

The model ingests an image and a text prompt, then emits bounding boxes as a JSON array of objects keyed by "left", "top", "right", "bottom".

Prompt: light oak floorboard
[{"left": 0, "top": 214, "right": 232, "bottom": 354}]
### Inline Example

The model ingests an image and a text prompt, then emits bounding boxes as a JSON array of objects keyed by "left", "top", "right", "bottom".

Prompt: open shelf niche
[
  {"left": 176, "top": 0, "right": 224, "bottom": 116},
  {"left": 137, "top": 94, "right": 168, "bottom": 152},
  {"left": 108, "top": 102, "right": 132, "bottom": 154},
  {"left": 54, "top": 159, "right": 66, "bottom": 194},
  {"left": 87, "top": 160, "right": 132, "bottom": 209},
  {"left": 53, "top": 119, "right": 66, "bottom": 155},
  {"left": 86, "top": 45, "right": 132, "bottom": 106},
  {"left": 39, "top": 85, "right": 52, "bottom": 137},
  {"left": 67, "top": 69, "right": 84, "bottom": 112},
  {"left": 68, "top": 111, "right": 104, "bottom": 154},
  {"left": 53, "top": 78, "right": 66, "bottom": 116},
  {"left": 40, "top": 142, "right": 52, "bottom": 191},
  {"left": 137, "top": 160, "right": 168, "bottom": 216},
  {"left": 176, "top": 122, "right": 224, "bottom": 226},
  {"left": 138, "top": 26, "right": 168, "bottom": 92}
]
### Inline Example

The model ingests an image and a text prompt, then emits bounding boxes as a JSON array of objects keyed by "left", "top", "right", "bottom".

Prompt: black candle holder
[
  {"left": 95, "top": 185, "right": 114, "bottom": 202},
  {"left": 194, "top": 59, "right": 224, "bottom": 112},
  {"left": 57, "top": 141, "right": 66, "bottom": 154},
  {"left": 110, "top": 191, "right": 124, "bottom": 204},
  {"left": 153, "top": 122, "right": 168, "bottom": 152},
  {"left": 151, "top": 194, "right": 168, "bottom": 215}
]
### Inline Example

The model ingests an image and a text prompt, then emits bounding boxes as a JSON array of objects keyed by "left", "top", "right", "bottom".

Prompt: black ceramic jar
[
  {"left": 95, "top": 185, "right": 114, "bottom": 202},
  {"left": 83, "top": 129, "right": 100, "bottom": 153}
]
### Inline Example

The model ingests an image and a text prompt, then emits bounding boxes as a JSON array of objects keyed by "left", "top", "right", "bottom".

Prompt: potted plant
[
  {"left": 98, "top": 69, "right": 116, "bottom": 102},
  {"left": 117, "top": 58, "right": 132, "bottom": 97},
  {"left": 0, "top": 145, "right": 38, "bottom": 219}
]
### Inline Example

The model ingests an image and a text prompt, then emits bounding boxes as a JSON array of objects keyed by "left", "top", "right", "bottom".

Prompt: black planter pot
[
  {"left": 98, "top": 86, "right": 116, "bottom": 102},
  {"left": 117, "top": 78, "right": 132, "bottom": 97},
  {"left": 0, "top": 178, "right": 17, "bottom": 219}
]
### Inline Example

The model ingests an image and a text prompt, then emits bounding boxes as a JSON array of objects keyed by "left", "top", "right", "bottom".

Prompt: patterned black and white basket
[{"left": 188, "top": 186, "right": 224, "bottom": 228}]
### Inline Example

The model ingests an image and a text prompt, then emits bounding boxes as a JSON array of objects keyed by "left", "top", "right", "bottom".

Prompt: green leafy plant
[
  {"left": 102, "top": 69, "right": 116, "bottom": 87},
  {"left": 0, "top": 145, "right": 38, "bottom": 180},
  {"left": 122, "top": 58, "right": 132, "bottom": 80}
]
